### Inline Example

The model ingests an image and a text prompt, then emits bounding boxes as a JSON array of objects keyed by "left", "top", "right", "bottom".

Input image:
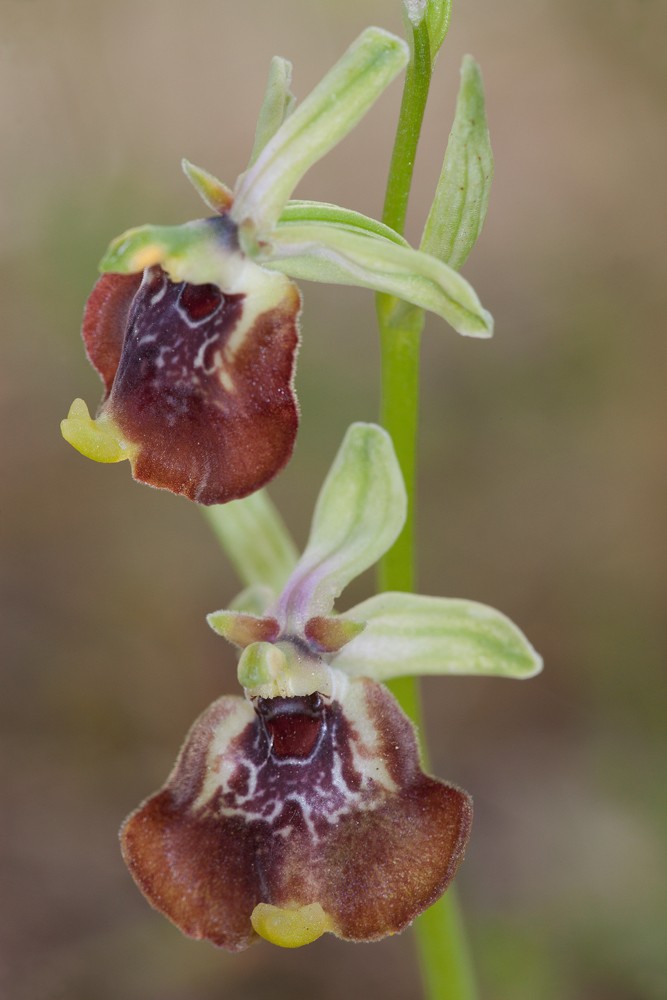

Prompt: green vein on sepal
[
  {"left": 276, "top": 423, "right": 406, "bottom": 624},
  {"left": 267, "top": 220, "right": 493, "bottom": 337},
  {"left": 280, "top": 201, "right": 409, "bottom": 246},
  {"left": 335, "top": 592, "right": 543, "bottom": 681},
  {"left": 233, "top": 28, "right": 409, "bottom": 232}
]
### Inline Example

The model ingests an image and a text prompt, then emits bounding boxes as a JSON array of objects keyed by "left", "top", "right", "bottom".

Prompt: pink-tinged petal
[
  {"left": 82, "top": 273, "right": 143, "bottom": 393},
  {"left": 207, "top": 610, "right": 280, "bottom": 648},
  {"left": 121, "top": 676, "right": 471, "bottom": 950},
  {"left": 89, "top": 265, "right": 300, "bottom": 504},
  {"left": 304, "top": 615, "right": 365, "bottom": 653}
]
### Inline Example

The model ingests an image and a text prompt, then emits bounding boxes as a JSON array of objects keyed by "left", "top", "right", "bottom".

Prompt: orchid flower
[
  {"left": 61, "top": 28, "right": 493, "bottom": 505},
  {"left": 121, "top": 424, "right": 541, "bottom": 950}
]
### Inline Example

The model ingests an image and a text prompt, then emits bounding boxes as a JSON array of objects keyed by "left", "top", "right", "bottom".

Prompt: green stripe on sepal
[
  {"left": 267, "top": 220, "right": 493, "bottom": 337},
  {"left": 280, "top": 201, "right": 409, "bottom": 247},
  {"left": 421, "top": 55, "right": 493, "bottom": 270},
  {"left": 335, "top": 592, "right": 543, "bottom": 680}
]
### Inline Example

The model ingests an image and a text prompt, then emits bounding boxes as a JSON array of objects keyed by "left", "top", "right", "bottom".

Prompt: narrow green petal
[
  {"left": 267, "top": 220, "right": 493, "bottom": 337},
  {"left": 206, "top": 610, "right": 279, "bottom": 648},
  {"left": 181, "top": 159, "right": 233, "bottom": 214},
  {"left": 203, "top": 489, "right": 299, "bottom": 593},
  {"left": 276, "top": 424, "right": 406, "bottom": 627},
  {"left": 233, "top": 28, "right": 409, "bottom": 233},
  {"left": 335, "top": 592, "right": 543, "bottom": 680},
  {"left": 249, "top": 56, "right": 296, "bottom": 166},
  {"left": 421, "top": 55, "right": 493, "bottom": 270}
]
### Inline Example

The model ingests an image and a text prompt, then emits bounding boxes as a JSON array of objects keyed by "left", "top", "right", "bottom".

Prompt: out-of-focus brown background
[{"left": 2, "top": 1, "right": 665, "bottom": 997}]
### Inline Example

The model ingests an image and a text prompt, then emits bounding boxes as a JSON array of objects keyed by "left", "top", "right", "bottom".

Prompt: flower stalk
[
  {"left": 377, "top": 6, "right": 478, "bottom": 999},
  {"left": 61, "top": 4, "right": 539, "bottom": 987}
]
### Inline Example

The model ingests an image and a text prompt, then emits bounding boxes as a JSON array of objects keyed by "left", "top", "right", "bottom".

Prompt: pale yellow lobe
[
  {"left": 251, "top": 902, "right": 333, "bottom": 948},
  {"left": 60, "top": 398, "right": 134, "bottom": 464}
]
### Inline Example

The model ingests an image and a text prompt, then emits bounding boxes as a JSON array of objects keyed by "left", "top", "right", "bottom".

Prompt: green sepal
[
  {"left": 203, "top": 489, "right": 299, "bottom": 594},
  {"left": 276, "top": 423, "right": 407, "bottom": 626},
  {"left": 233, "top": 28, "right": 409, "bottom": 233},
  {"left": 267, "top": 219, "right": 493, "bottom": 337},
  {"left": 334, "top": 592, "right": 543, "bottom": 680},
  {"left": 249, "top": 56, "right": 296, "bottom": 166},
  {"left": 181, "top": 159, "right": 233, "bottom": 214},
  {"left": 421, "top": 55, "right": 493, "bottom": 270}
]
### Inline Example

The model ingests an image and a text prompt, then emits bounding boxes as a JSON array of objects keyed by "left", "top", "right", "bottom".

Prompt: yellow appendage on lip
[
  {"left": 251, "top": 902, "right": 333, "bottom": 948},
  {"left": 61, "top": 398, "right": 134, "bottom": 464}
]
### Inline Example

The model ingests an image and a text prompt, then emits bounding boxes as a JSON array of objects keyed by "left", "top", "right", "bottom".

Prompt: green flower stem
[
  {"left": 377, "top": 305, "right": 423, "bottom": 726},
  {"left": 416, "top": 885, "right": 478, "bottom": 1000},
  {"left": 377, "top": 12, "right": 477, "bottom": 1000},
  {"left": 381, "top": 16, "right": 431, "bottom": 236}
]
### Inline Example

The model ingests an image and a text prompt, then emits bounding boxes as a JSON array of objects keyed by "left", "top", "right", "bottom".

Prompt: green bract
[
  {"left": 403, "top": 0, "right": 452, "bottom": 61},
  {"left": 421, "top": 55, "right": 493, "bottom": 270}
]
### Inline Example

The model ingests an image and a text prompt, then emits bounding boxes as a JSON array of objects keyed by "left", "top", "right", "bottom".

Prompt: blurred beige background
[{"left": 2, "top": 1, "right": 666, "bottom": 997}]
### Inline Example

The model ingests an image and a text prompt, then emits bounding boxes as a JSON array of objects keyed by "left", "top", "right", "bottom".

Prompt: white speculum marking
[{"left": 193, "top": 684, "right": 398, "bottom": 844}]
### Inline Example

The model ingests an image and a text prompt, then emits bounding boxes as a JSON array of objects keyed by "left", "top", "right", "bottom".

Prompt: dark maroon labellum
[
  {"left": 81, "top": 263, "right": 301, "bottom": 504},
  {"left": 120, "top": 681, "right": 473, "bottom": 951}
]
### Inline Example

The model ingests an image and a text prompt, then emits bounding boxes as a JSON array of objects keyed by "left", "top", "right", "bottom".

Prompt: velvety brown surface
[
  {"left": 82, "top": 272, "right": 143, "bottom": 393},
  {"left": 121, "top": 679, "right": 471, "bottom": 949}
]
